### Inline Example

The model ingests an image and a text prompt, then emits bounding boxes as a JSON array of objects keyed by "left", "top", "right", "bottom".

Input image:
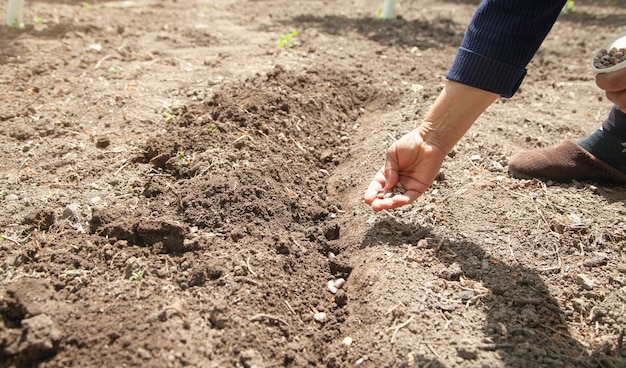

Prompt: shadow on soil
[
  {"left": 279, "top": 14, "right": 464, "bottom": 49},
  {"left": 363, "top": 219, "right": 623, "bottom": 367}
]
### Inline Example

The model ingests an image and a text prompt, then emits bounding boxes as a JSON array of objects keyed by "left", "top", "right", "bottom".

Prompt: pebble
[
  {"left": 576, "top": 274, "right": 595, "bottom": 290},
  {"left": 61, "top": 203, "right": 80, "bottom": 222},
  {"left": 583, "top": 252, "right": 608, "bottom": 267},
  {"left": 314, "top": 312, "right": 327, "bottom": 323},
  {"left": 342, "top": 336, "right": 353, "bottom": 346},
  {"left": 5, "top": 194, "right": 18, "bottom": 201},
  {"left": 456, "top": 346, "right": 478, "bottom": 360},
  {"left": 327, "top": 278, "right": 346, "bottom": 294}
]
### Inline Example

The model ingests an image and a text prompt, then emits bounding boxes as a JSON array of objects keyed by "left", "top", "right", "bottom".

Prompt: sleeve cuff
[{"left": 445, "top": 47, "right": 527, "bottom": 98}]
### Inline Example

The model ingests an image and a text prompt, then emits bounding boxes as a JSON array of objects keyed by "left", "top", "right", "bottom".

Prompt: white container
[
  {"left": 6, "top": 0, "right": 24, "bottom": 28},
  {"left": 591, "top": 31, "right": 626, "bottom": 74}
]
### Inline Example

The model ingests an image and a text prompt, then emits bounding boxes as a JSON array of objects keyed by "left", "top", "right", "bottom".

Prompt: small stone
[
  {"left": 60, "top": 203, "right": 80, "bottom": 222},
  {"left": 314, "top": 312, "right": 328, "bottom": 323},
  {"left": 95, "top": 136, "right": 111, "bottom": 148},
  {"left": 456, "top": 346, "right": 478, "bottom": 360},
  {"left": 440, "top": 262, "right": 463, "bottom": 281},
  {"left": 334, "top": 289, "right": 348, "bottom": 307},
  {"left": 5, "top": 194, "right": 18, "bottom": 201},
  {"left": 239, "top": 349, "right": 264, "bottom": 368},
  {"left": 342, "top": 336, "right": 353, "bottom": 346},
  {"left": 576, "top": 274, "right": 595, "bottom": 290},
  {"left": 327, "top": 280, "right": 338, "bottom": 294},
  {"left": 333, "top": 278, "right": 345, "bottom": 289},
  {"left": 458, "top": 290, "right": 475, "bottom": 303},
  {"left": 583, "top": 252, "right": 608, "bottom": 267}
]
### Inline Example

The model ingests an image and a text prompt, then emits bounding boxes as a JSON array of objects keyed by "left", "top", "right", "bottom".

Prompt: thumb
[{"left": 383, "top": 149, "right": 400, "bottom": 191}]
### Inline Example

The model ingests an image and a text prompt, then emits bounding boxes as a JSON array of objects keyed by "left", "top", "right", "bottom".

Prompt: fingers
[
  {"left": 595, "top": 67, "right": 626, "bottom": 91},
  {"left": 363, "top": 167, "right": 386, "bottom": 204},
  {"left": 605, "top": 90, "right": 626, "bottom": 112},
  {"left": 596, "top": 68, "right": 626, "bottom": 110},
  {"left": 383, "top": 146, "right": 400, "bottom": 191},
  {"left": 368, "top": 190, "right": 423, "bottom": 212}
]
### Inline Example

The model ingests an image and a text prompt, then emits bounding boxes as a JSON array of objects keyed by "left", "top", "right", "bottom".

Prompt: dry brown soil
[{"left": 1, "top": 0, "right": 626, "bottom": 367}]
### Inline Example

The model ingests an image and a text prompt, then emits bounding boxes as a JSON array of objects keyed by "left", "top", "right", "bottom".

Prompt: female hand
[
  {"left": 363, "top": 81, "right": 498, "bottom": 212},
  {"left": 363, "top": 128, "right": 447, "bottom": 212},
  {"left": 596, "top": 67, "right": 626, "bottom": 113}
]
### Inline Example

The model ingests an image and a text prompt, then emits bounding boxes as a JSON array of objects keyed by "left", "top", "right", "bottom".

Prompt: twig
[
  {"left": 94, "top": 54, "right": 112, "bottom": 69},
  {"left": 385, "top": 302, "right": 405, "bottom": 316},
  {"left": 1, "top": 235, "right": 26, "bottom": 246},
  {"left": 246, "top": 256, "right": 258, "bottom": 277},
  {"left": 387, "top": 315, "right": 414, "bottom": 344},
  {"left": 110, "top": 251, "right": 122, "bottom": 268},
  {"left": 506, "top": 235, "right": 518, "bottom": 264},
  {"left": 114, "top": 160, "right": 131, "bottom": 175},
  {"left": 477, "top": 344, "right": 513, "bottom": 351},
  {"left": 284, "top": 300, "right": 303, "bottom": 324},
  {"left": 432, "top": 237, "right": 445, "bottom": 253},
  {"left": 424, "top": 342, "right": 440, "bottom": 358},
  {"left": 234, "top": 276, "right": 260, "bottom": 286},
  {"left": 467, "top": 156, "right": 481, "bottom": 171},
  {"left": 250, "top": 314, "right": 289, "bottom": 326},
  {"left": 387, "top": 132, "right": 398, "bottom": 142},
  {"left": 291, "top": 138, "right": 306, "bottom": 152}
]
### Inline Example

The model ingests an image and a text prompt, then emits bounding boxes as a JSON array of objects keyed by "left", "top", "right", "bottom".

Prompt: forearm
[{"left": 417, "top": 80, "right": 498, "bottom": 153}]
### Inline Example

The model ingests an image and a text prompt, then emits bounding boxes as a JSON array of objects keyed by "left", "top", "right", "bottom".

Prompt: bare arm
[{"left": 364, "top": 81, "right": 498, "bottom": 212}]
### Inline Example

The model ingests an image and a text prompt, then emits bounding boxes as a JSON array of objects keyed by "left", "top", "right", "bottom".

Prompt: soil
[{"left": 1, "top": 1, "right": 626, "bottom": 367}]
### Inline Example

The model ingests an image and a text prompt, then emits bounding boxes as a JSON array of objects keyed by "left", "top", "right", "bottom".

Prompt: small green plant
[
  {"left": 206, "top": 124, "right": 220, "bottom": 133},
  {"left": 411, "top": 84, "right": 424, "bottom": 93},
  {"left": 108, "top": 66, "right": 124, "bottom": 74},
  {"left": 562, "top": 0, "right": 575, "bottom": 13},
  {"left": 33, "top": 17, "right": 44, "bottom": 25},
  {"left": 177, "top": 151, "right": 192, "bottom": 166},
  {"left": 82, "top": 2, "right": 93, "bottom": 10},
  {"left": 277, "top": 31, "right": 299, "bottom": 49},
  {"left": 128, "top": 270, "right": 144, "bottom": 283}
]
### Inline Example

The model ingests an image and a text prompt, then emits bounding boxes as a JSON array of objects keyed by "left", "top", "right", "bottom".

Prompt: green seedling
[
  {"left": 411, "top": 84, "right": 424, "bottom": 93},
  {"left": 33, "top": 17, "right": 43, "bottom": 25},
  {"left": 562, "top": 0, "right": 575, "bottom": 13},
  {"left": 82, "top": 2, "right": 93, "bottom": 10},
  {"left": 108, "top": 66, "right": 124, "bottom": 74},
  {"left": 128, "top": 270, "right": 144, "bottom": 283},
  {"left": 177, "top": 151, "right": 192, "bottom": 166},
  {"left": 277, "top": 31, "right": 299, "bottom": 49},
  {"left": 206, "top": 124, "right": 220, "bottom": 133}
]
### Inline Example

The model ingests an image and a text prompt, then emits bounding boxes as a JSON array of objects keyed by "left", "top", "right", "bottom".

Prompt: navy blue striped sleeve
[{"left": 446, "top": 0, "right": 567, "bottom": 97}]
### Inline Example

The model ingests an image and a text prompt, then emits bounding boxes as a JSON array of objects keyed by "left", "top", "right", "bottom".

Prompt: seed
[
  {"left": 327, "top": 280, "right": 338, "bottom": 294},
  {"left": 594, "top": 47, "right": 626, "bottom": 69},
  {"left": 377, "top": 183, "right": 406, "bottom": 199},
  {"left": 334, "top": 278, "right": 345, "bottom": 289},
  {"left": 314, "top": 312, "right": 328, "bottom": 322}
]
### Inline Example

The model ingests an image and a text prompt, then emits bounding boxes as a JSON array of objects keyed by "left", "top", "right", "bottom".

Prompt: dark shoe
[{"left": 508, "top": 140, "right": 626, "bottom": 183}]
